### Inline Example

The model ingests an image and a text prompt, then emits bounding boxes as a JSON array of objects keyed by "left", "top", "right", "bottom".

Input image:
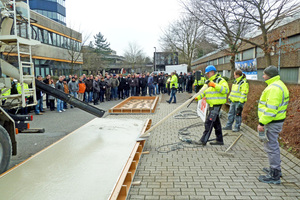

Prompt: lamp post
[{"left": 154, "top": 47, "right": 156, "bottom": 72}]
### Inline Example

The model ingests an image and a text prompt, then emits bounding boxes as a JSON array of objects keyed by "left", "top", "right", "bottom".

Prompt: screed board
[
  {"left": 0, "top": 118, "right": 146, "bottom": 200},
  {"left": 109, "top": 96, "right": 159, "bottom": 114}
]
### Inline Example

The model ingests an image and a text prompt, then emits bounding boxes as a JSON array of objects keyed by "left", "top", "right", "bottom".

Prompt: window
[
  {"left": 218, "top": 57, "right": 224, "bottom": 65},
  {"left": 57, "top": 34, "right": 61, "bottom": 46},
  {"left": 43, "top": 30, "right": 49, "bottom": 44},
  {"left": 243, "top": 48, "right": 254, "bottom": 60},
  {"left": 52, "top": 33, "right": 57, "bottom": 46},
  {"left": 38, "top": 29, "right": 43, "bottom": 42},
  {"left": 48, "top": 32, "right": 53, "bottom": 45}
]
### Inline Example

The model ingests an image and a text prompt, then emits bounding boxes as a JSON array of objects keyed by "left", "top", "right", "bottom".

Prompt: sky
[{"left": 66, "top": 0, "right": 184, "bottom": 58}]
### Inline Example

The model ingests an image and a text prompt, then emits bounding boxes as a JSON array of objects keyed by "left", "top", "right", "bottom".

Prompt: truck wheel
[{"left": 0, "top": 125, "right": 12, "bottom": 174}]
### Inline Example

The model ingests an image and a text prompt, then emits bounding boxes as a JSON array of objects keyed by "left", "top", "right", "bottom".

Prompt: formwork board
[
  {"left": 0, "top": 118, "right": 148, "bottom": 200},
  {"left": 109, "top": 96, "right": 159, "bottom": 114}
]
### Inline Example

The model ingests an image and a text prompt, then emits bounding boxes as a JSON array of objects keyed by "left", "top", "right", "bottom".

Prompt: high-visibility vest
[
  {"left": 170, "top": 75, "right": 178, "bottom": 89},
  {"left": 166, "top": 77, "right": 171, "bottom": 88},
  {"left": 258, "top": 75, "right": 289, "bottom": 125},
  {"left": 17, "top": 82, "right": 30, "bottom": 97},
  {"left": 229, "top": 76, "right": 249, "bottom": 103},
  {"left": 1, "top": 88, "right": 11, "bottom": 99},
  {"left": 193, "top": 76, "right": 206, "bottom": 86},
  {"left": 196, "top": 74, "right": 229, "bottom": 107}
]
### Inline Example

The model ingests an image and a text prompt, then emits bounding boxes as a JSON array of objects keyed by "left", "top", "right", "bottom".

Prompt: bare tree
[
  {"left": 160, "top": 15, "right": 204, "bottom": 72},
  {"left": 231, "top": 0, "right": 297, "bottom": 66},
  {"left": 62, "top": 25, "right": 91, "bottom": 75},
  {"left": 123, "top": 42, "right": 146, "bottom": 69},
  {"left": 183, "top": 0, "right": 249, "bottom": 79}
]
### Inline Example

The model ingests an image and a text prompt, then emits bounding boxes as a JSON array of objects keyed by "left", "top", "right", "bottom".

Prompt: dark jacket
[
  {"left": 118, "top": 77, "right": 127, "bottom": 89},
  {"left": 129, "top": 77, "right": 138, "bottom": 87},
  {"left": 93, "top": 80, "right": 100, "bottom": 93},
  {"left": 140, "top": 77, "right": 147, "bottom": 88},
  {"left": 85, "top": 79, "right": 93, "bottom": 92},
  {"left": 153, "top": 75, "right": 158, "bottom": 84},
  {"left": 99, "top": 80, "right": 106, "bottom": 92}
]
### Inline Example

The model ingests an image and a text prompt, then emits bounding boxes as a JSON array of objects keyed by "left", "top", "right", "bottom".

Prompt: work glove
[
  {"left": 258, "top": 128, "right": 269, "bottom": 143},
  {"left": 194, "top": 97, "right": 199, "bottom": 101},
  {"left": 208, "top": 81, "right": 216, "bottom": 88}
]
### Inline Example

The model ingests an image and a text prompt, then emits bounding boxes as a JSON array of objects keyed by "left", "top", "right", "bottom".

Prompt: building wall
[{"left": 192, "top": 18, "right": 300, "bottom": 83}]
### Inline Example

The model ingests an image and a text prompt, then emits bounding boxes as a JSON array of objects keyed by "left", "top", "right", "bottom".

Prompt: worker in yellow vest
[
  {"left": 1, "top": 88, "right": 11, "bottom": 105},
  {"left": 193, "top": 70, "right": 206, "bottom": 93},
  {"left": 166, "top": 72, "right": 178, "bottom": 104},
  {"left": 257, "top": 66, "right": 289, "bottom": 185},
  {"left": 194, "top": 65, "right": 229, "bottom": 145},
  {"left": 223, "top": 70, "right": 249, "bottom": 132}
]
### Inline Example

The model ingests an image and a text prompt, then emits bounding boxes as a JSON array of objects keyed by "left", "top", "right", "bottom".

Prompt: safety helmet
[
  {"left": 205, "top": 65, "right": 217, "bottom": 74},
  {"left": 263, "top": 65, "right": 279, "bottom": 78}
]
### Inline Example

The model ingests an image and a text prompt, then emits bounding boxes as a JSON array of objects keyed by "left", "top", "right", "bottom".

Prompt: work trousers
[
  {"left": 264, "top": 122, "right": 284, "bottom": 171},
  {"left": 201, "top": 106, "right": 223, "bottom": 143},
  {"left": 225, "top": 102, "right": 244, "bottom": 129},
  {"left": 168, "top": 88, "right": 177, "bottom": 103}
]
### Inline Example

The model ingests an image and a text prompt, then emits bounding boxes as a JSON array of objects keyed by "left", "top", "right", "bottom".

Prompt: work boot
[
  {"left": 222, "top": 126, "right": 232, "bottom": 130},
  {"left": 232, "top": 128, "right": 240, "bottom": 132},
  {"left": 258, "top": 168, "right": 281, "bottom": 184},
  {"left": 166, "top": 100, "right": 170, "bottom": 104},
  {"left": 209, "top": 141, "right": 224, "bottom": 145},
  {"left": 262, "top": 167, "right": 282, "bottom": 177},
  {"left": 194, "top": 140, "right": 206, "bottom": 146}
]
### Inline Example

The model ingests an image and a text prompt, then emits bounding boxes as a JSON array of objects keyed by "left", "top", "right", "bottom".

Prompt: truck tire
[{"left": 0, "top": 125, "right": 12, "bottom": 174}]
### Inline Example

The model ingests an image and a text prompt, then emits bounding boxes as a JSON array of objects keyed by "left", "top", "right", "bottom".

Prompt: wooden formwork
[
  {"left": 109, "top": 96, "right": 159, "bottom": 114},
  {"left": 109, "top": 119, "right": 152, "bottom": 200}
]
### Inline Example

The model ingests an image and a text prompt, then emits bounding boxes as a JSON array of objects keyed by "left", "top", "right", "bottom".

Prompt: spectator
[
  {"left": 35, "top": 75, "right": 44, "bottom": 115},
  {"left": 43, "top": 74, "right": 51, "bottom": 108},
  {"left": 124, "top": 75, "right": 130, "bottom": 98},
  {"left": 78, "top": 76, "right": 86, "bottom": 101},
  {"left": 105, "top": 75, "right": 112, "bottom": 101},
  {"left": 85, "top": 75, "right": 93, "bottom": 103},
  {"left": 148, "top": 73, "right": 155, "bottom": 96},
  {"left": 48, "top": 78, "right": 55, "bottom": 111},
  {"left": 118, "top": 74, "right": 126, "bottom": 99},
  {"left": 93, "top": 76, "right": 100, "bottom": 105},
  {"left": 63, "top": 79, "right": 69, "bottom": 109},
  {"left": 153, "top": 73, "right": 159, "bottom": 94},
  {"left": 99, "top": 77, "right": 106, "bottom": 102},
  {"left": 129, "top": 74, "right": 137, "bottom": 96},
  {"left": 111, "top": 74, "right": 119, "bottom": 100},
  {"left": 56, "top": 76, "right": 65, "bottom": 113},
  {"left": 68, "top": 76, "right": 79, "bottom": 108},
  {"left": 140, "top": 74, "right": 147, "bottom": 96}
]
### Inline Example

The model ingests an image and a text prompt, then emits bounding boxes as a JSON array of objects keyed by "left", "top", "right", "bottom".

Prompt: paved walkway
[{"left": 107, "top": 92, "right": 300, "bottom": 200}]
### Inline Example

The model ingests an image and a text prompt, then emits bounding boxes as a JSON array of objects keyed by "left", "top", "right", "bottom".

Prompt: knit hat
[{"left": 264, "top": 66, "right": 279, "bottom": 78}]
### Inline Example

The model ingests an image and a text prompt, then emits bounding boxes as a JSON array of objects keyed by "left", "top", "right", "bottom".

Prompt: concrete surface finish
[
  {"left": 103, "top": 93, "right": 300, "bottom": 200},
  {"left": 0, "top": 118, "right": 146, "bottom": 200}
]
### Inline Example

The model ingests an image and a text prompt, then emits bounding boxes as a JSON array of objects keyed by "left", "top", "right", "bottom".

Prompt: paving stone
[{"left": 107, "top": 95, "right": 300, "bottom": 200}]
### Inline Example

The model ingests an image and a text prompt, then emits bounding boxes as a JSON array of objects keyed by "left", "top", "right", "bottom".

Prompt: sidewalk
[{"left": 106, "top": 92, "right": 300, "bottom": 200}]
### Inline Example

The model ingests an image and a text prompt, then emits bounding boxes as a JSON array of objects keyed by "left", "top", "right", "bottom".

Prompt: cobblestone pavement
[{"left": 106, "top": 92, "right": 300, "bottom": 200}]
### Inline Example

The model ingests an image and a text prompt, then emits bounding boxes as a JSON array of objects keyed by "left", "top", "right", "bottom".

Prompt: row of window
[
  {"left": 17, "top": 24, "right": 81, "bottom": 52},
  {"left": 35, "top": 9, "right": 66, "bottom": 23},
  {"left": 197, "top": 34, "right": 300, "bottom": 67},
  {"left": 46, "top": 0, "right": 65, "bottom": 7}
]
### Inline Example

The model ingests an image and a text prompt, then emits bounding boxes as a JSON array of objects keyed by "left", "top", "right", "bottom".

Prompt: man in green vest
[
  {"left": 223, "top": 69, "right": 249, "bottom": 132},
  {"left": 257, "top": 66, "right": 289, "bottom": 185},
  {"left": 195, "top": 65, "right": 229, "bottom": 145},
  {"left": 193, "top": 70, "right": 206, "bottom": 93},
  {"left": 166, "top": 72, "right": 178, "bottom": 104}
]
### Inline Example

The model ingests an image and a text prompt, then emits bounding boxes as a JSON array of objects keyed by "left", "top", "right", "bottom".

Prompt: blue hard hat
[{"left": 205, "top": 65, "right": 217, "bottom": 74}]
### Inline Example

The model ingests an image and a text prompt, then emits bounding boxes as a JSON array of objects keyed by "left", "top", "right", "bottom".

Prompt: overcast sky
[{"left": 66, "top": 0, "right": 184, "bottom": 58}]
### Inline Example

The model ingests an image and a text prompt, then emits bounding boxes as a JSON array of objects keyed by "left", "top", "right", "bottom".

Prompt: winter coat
[
  {"left": 99, "top": 80, "right": 106, "bottom": 91},
  {"left": 129, "top": 77, "right": 138, "bottom": 87},
  {"left": 78, "top": 81, "right": 86, "bottom": 94},
  {"left": 49, "top": 83, "right": 55, "bottom": 100},
  {"left": 84, "top": 79, "right": 93, "bottom": 92},
  {"left": 118, "top": 77, "right": 127, "bottom": 89},
  {"left": 93, "top": 80, "right": 100, "bottom": 93},
  {"left": 68, "top": 80, "right": 79, "bottom": 93},
  {"left": 111, "top": 77, "right": 120, "bottom": 88}
]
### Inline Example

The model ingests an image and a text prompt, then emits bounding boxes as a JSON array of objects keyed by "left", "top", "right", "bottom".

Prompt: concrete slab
[{"left": 0, "top": 118, "right": 146, "bottom": 200}]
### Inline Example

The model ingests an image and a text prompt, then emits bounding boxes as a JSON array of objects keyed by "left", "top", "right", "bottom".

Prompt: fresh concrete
[{"left": 0, "top": 118, "right": 146, "bottom": 200}]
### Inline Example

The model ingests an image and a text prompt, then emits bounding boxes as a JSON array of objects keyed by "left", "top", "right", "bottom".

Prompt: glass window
[
  {"left": 38, "top": 29, "right": 43, "bottom": 42},
  {"left": 43, "top": 30, "right": 49, "bottom": 44},
  {"left": 243, "top": 48, "right": 254, "bottom": 60},
  {"left": 35, "top": 66, "right": 40, "bottom": 76},
  {"left": 52, "top": 33, "right": 57, "bottom": 46},
  {"left": 57, "top": 34, "right": 61, "bottom": 46},
  {"left": 256, "top": 47, "right": 264, "bottom": 58},
  {"left": 48, "top": 32, "right": 53, "bottom": 45},
  {"left": 218, "top": 57, "right": 224, "bottom": 65}
]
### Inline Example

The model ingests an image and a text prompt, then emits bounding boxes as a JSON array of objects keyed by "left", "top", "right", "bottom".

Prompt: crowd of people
[{"left": 34, "top": 71, "right": 207, "bottom": 113}]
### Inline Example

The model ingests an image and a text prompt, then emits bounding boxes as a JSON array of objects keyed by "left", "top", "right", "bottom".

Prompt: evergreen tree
[{"left": 93, "top": 32, "right": 111, "bottom": 55}]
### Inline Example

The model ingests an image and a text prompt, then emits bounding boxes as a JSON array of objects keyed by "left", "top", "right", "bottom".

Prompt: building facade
[
  {"left": 192, "top": 14, "right": 300, "bottom": 84},
  {"left": 29, "top": 0, "right": 66, "bottom": 25}
]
